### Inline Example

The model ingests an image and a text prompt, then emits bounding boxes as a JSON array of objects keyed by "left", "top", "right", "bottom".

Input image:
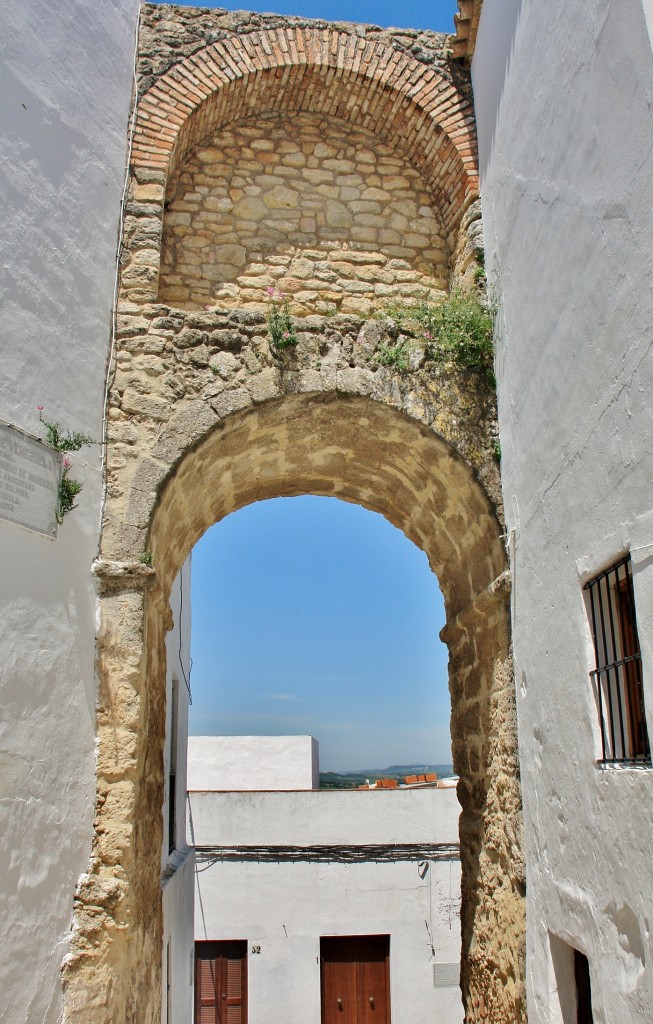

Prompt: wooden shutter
[
  {"left": 195, "top": 941, "right": 247, "bottom": 1024},
  {"left": 616, "top": 575, "right": 649, "bottom": 758},
  {"left": 196, "top": 950, "right": 218, "bottom": 1024}
]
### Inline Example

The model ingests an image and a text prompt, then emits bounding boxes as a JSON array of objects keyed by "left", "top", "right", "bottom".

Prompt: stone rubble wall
[
  {"left": 61, "top": 8, "right": 526, "bottom": 1024},
  {"left": 159, "top": 113, "right": 449, "bottom": 314},
  {"left": 102, "top": 306, "right": 503, "bottom": 564},
  {"left": 123, "top": 7, "right": 482, "bottom": 313},
  {"left": 136, "top": 5, "right": 469, "bottom": 106}
]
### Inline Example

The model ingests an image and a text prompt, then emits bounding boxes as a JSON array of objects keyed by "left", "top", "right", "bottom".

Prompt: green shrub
[
  {"left": 374, "top": 339, "right": 411, "bottom": 371},
  {"left": 379, "top": 292, "right": 495, "bottom": 384},
  {"left": 267, "top": 287, "right": 298, "bottom": 349},
  {"left": 37, "top": 407, "right": 97, "bottom": 523},
  {"left": 57, "top": 462, "right": 83, "bottom": 522}
]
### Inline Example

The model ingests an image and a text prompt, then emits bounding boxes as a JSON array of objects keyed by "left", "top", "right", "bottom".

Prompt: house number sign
[
  {"left": 251, "top": 945, "right": 261, "bottom": 954},
  {"left": 0, "top": 423, "right": 61, "bottom": 538}
]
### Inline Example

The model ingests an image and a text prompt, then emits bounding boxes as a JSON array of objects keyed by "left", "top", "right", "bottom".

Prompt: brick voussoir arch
[{"left": 131, "top": 26, "right": 478, "bottom": 235}]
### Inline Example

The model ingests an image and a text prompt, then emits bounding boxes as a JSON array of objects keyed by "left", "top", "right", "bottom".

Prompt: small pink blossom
[
  {"left": 37, "top": 404, "right": 44, "bottom": 411},
  {"left": 63, "top": 457, "right": 72, "bottom": 469},
  {"left": 266, "top": 286, "right": 276, "bottom": 297},
  {"left": 283, "top": 331, "right": 290, "bottom": 339}
]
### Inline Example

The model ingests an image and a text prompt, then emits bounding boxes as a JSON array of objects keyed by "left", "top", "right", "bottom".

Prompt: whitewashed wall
[
  {"left": 187, "top": 735, "right": 319, "bottom": 791},
  {"left": 474, "top": 1, "right": 653, "bottom": 1021},
  {"left": 0, "top": 1, "right": 138, "bottom": 1020},
  {"left": 162, "top": 560, "right": 195, "bottom": 1024},
  {"left": 190, "top": 788, "right": 462, "bottom": 1024},
  {"left": 190, "top": 788, "right": 460, "bottom": 847}
]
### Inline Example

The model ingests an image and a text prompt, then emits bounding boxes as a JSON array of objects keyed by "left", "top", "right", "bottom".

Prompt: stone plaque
[
  {"left": 0, "top": 423, "right": 62, "bottom": 537},
  {"left": 433, "top": 963, "right": 459, "bottom": 988}
]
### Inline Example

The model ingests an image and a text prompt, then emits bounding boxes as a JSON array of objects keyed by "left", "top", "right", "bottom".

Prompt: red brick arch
[{"left": 132, "top": 25, "right": 478, "bottom": 237}]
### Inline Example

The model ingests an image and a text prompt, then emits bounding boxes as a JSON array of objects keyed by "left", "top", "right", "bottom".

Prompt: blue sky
[
  {"left": 172, "top": 0, "right": 458, "bottom": 771},
  {"left": 159, "top": 0, "right": 459, "bottom": 34},
  {"left": 190, "top": 497, "right": 451, "bottom": 771}
]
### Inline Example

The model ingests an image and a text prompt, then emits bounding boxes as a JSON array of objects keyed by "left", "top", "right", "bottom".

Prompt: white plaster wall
[
  {"left": 162, "top": 559, "right": 193, "bottom": 868},
  {"left": 161, "top": 560, "right": 195, "bottom": 1024},
  {"left": 194, "top": 859, "right": 462, "bottom": 1024},
  {"left": 187, "top": 735, "right": 320, "bottom": 790},
  {"left": 641, "top": 0, "right": 653, "bottom": 48},
  {"left": 188, "top": 788, "right": 461, "bottom": 847},
  {"left": 0, "top": 1, "right": 138, "bottom": 1020},
  {"left": 162, "top": 850, "right": 195, "bottom": 1024},
  {"left": 191, "top": 789, "right": 462, "bottom": 1024},
  {"left": 474, "top": 1, "right": 653, "bottom": 1020}
]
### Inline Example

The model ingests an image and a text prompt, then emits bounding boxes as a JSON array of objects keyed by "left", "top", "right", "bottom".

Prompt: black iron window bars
[{"left": 584, "top": 554, "right": 651, "bottom": 765}]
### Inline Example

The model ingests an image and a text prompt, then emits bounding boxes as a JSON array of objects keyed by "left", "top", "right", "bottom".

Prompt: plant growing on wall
[
  {"left": 267, "top": 286, "right": 298, "bottom": 349},
  {"left": 373, "top": 338, "right": 412, "bottom": 371},
  {"left": 37, "top": 407, "right": 96, "bottom": 524},
  {"left": 378, "top": 292, "right": 495, "bottom": 385}
]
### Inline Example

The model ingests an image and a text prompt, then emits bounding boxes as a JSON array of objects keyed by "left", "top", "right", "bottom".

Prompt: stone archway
[{"left": 63, "top": 9, "right": 525, "bottom": 1024}]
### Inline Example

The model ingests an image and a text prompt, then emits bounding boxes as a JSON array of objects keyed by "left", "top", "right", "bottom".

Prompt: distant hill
[{"left": 319, "top": 763, "right": 455, "bottom": 790}]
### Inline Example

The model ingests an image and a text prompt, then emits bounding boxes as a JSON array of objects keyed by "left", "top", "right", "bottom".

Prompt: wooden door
[
  {"left": 195, "top": 941, "right": 247, "bottom": 1024},
  {"left": 321, "top": 936, "right": 390, "bottom": 1024}
]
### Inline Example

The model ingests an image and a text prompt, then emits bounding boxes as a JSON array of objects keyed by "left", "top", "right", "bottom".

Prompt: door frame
[{"left": 320, "top": 934, "right": 391, "bottom": 1024}]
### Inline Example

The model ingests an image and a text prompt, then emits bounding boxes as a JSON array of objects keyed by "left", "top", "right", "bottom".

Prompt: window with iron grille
[{"left": 584, "top": 554, "right": 651, "bottom": 765}]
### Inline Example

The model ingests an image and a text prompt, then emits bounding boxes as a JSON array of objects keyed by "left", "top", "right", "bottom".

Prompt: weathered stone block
[
  {"left": 121, "top": 390, "right": 170, "bottom": 421},
  {"left": 151, "top": 401, "right": 220, "bottom": 463}
]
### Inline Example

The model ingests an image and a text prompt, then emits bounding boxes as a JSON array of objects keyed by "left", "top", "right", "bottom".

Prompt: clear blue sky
[
  {"left": 169, "top": 0, "right": 459, "bottom": 771},
  {"left": 190, "top": 498, "right": 451, "bottom": 772},
  {"left": 159, "top": 0, "right": 459, "bottom": 34}
]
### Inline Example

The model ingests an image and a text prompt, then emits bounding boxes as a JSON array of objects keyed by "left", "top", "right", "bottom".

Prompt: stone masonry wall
[
  {"left": 122, "top": 6, "right": 483, "bottom": 312},
  {"left": 62, "top": 8, "right": 525, "bottom": 1024},
  {"left": 160, "top": 113, "right": 449, "bottom": 313}
]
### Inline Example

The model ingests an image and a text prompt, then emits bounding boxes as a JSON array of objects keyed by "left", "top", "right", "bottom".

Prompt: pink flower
[
  {"left": 283, "top": 331, "right": 290, "bottom": 339},
  {"left": 266, "top": 286, "right": 276, "bottom": 297},
  {"left": 37, "top": 404, "right": 44, "bottom": 411},
  {"left": 63, "top": 457, "right": 71, "bottom": 469}
]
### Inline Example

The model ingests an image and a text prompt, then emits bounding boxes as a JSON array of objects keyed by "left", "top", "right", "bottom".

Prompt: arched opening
[
  {"left": 184, "top": 495, "right": 460, "bottom": 1022},
  {"left": 189, "top": 495, "right": 451, "bottom": 769},
  {"left": 63, "top": 15, "right": 524, "bottom": 1024},
  {"left": 74, "top": 391, "right": 523, "bottom": 1024},
  {"left": 159, "top": 112, "right": 450, "bottom": 314}
]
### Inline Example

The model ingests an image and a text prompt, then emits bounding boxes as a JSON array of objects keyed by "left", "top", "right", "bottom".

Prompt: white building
[
  {"left": 1, "top": 0, "right": 653, "bottom": 1021},
  {"left": 0, "top": 3, "right": 138, "bottom": 1021},
  {"left": 187, "top": 738, "right": 463, "bottom": 1024},
  {"left": 472, "top": 0, "right": 653, "bottom": 1021},
  {"left": 187, "top": 735, "right": 320, "bottom": 792},
  {"left": 162, "top": 562, "right": 195, "bottom": 1024}
]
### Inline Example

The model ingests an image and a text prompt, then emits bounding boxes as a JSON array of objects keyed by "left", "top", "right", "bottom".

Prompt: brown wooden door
[
  {"left": 321, "top": 936, "right": 390, "bottom": 1024},
  {"left": 195, "top": 941, "right": 247, "bottom": 1024}
]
